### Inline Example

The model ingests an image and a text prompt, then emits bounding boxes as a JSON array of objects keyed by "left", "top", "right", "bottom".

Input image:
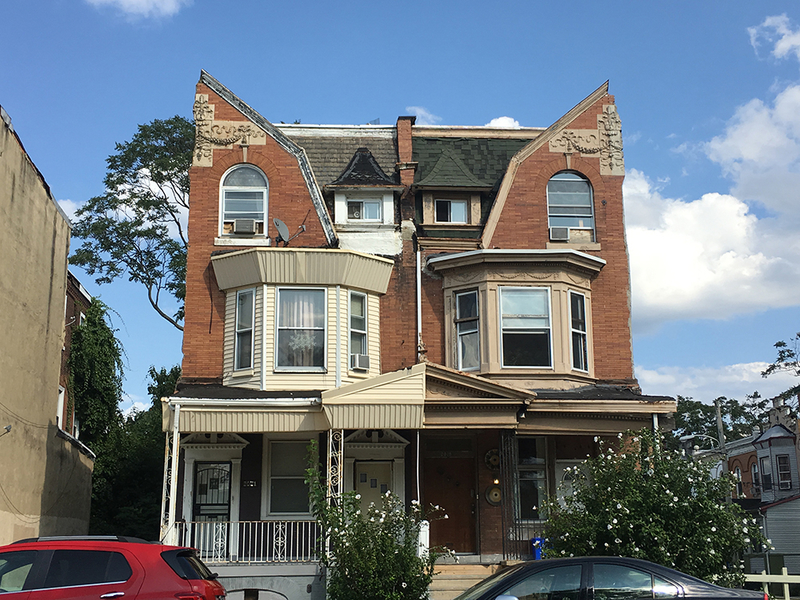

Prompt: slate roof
[
  {"left": 174, "top": 383, "right": 322, "bottom": 400},
  {"left": 329, "top": 147, "right": 397, "bottom": 186},
  {"left": 413, "top": 137, "right": 534, "bottom": 188},
  {"left": 277, "top": 125, "right": 399, "bottom": 187},
  {"left": 532, "top": 385, "right": 673, "bottom": 403}
]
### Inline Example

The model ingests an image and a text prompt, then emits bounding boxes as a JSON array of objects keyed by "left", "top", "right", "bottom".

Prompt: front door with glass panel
[
  {"left": 355, "top": 461, "right": 392, "bottom": 511},
  {"left": 193, "top": 462, "right": 231, "bottom": 556}
]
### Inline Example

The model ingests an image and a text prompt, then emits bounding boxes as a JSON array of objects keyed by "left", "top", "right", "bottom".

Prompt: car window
[
  {"left": 0, "top": 551, "right": 37, "bottom": 593},
  {"left": 653, "top": 577, "right": 678, "bottom": 598},
  {"left": 42, "top": 550, "right": 132, "bottom": 589},
  {"left": 503, "top": 565, "right": 583, "bottom": 600},
  {"left": 593, "top": 564, "right": 655, "bottom": 600}
]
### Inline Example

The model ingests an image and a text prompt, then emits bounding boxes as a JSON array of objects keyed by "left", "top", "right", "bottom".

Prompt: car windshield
[{"left": 454, "top": 564, "right": 527, "bottom": 600}]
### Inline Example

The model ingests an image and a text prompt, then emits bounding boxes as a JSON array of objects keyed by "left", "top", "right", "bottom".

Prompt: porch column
[
  {"left": 160, "top": 403, "right": 182, "bottom": 545},
  {"left": 327, "top": 429, "right": 344, "bottom": 503},
  {"left": 182, "top": 457, "right": 196, "bottom": 527},
  {"left": 230, "top": 457, "right": 242, "bottom": 560}
]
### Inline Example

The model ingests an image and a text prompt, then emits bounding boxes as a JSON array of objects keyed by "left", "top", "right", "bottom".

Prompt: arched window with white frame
[
  {"left": 221, "top": 165, "right": 268, "bottom": 236},
  {"left": 547, "top": 171, "right": 594, "bottom": 243}
]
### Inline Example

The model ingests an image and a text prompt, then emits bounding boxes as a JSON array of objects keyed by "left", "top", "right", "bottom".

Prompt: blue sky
[{"left": 3, "top": 0, "right": 800, "bottom": 412}]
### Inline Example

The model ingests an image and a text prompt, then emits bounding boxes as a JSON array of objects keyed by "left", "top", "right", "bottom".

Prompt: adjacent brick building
[{"left": 160, "top": 71, "right": 675, "bottom": 599}]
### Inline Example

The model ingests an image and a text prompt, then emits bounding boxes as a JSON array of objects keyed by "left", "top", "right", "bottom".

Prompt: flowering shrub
[
  {"left": 543, "top": 428, "right": 770, "bottom": 587},
  {"left": 306, "top": 445, "right": 445, "bottom": 600}
]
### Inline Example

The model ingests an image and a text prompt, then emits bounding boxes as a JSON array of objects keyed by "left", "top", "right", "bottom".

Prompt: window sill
[
  {"left": 274, "top": 367, "right": 327, "bottom": 374},
  {"left": 215, "top": 236, "right": 272, "bottom": 247},
  {"left": 230, "top": 369, "right": 255, "bottom": 377},
  {"left": 546, "top": 241, "right": 601, "bottom": 251}
]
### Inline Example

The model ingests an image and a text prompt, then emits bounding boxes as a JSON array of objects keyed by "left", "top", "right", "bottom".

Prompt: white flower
[
  {"left": 710, "top": 549, "right": 716, "bottom": 555},
  {"left": 618, "top": 432, "right": 623, "bottom": 439},
  {"left": 612, "top": 518, "right": 618, "bottom": 524},
  {"left": 594, "top": 436, "right": 599, "bottom": 442},
  {"left": 711, "top": 527, "right": 716, "bottom": 532},
  {"left": 355, "top": 494, "right": 361, "bottom": 499},
  {"left": 615, "top": 538, "right": 621, "bottom": 544},
  {"left": 673, "top": 497, "right": 679, "bottom": 502},
  {"left": 444, "top": 514, "right": 449, "bottom": 519},
  {"left": 401, "top": 582, "right": 407, "bottom": 589},
  {"left": 607, "top": 524, "right": 613, "bottom": 530},
  {"left": 617, "top": 503, "right": 622, "bottom": 509}
]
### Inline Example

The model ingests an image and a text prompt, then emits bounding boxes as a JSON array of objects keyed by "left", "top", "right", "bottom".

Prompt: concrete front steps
[{"left": 429, "top": 563, "right": 500, "bottom": 600}]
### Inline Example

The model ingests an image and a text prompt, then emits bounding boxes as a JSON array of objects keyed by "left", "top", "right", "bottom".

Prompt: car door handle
[{"left": 100, "top": 593, "right": 125, "bottom": 598}]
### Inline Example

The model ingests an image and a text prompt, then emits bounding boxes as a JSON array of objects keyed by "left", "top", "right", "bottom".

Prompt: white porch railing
[
  {"left": 174, "top": 520, "right": 321, "bottom": 564},
  {"left": 745, "top": 568, "right": 800, "bottom": 600}
]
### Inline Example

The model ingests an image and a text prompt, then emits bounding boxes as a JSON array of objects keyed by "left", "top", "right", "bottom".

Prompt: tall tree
[
  {"left": 88, "top": 365, "right": 181, "bottom": 539},
  {"left": 672, "top": 395, "right": 769, "bottom": 445},
  {"left": 762, "top": 332, "right": 800, "bottom": 404},
  {"left": 70, "top": 116, "right": 194, "bottom": 330}
]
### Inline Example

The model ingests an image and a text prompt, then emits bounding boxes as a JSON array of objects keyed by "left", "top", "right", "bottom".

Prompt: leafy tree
[
  {"left": 672, "top": 395, "right": 769, "bottom": 445},
  {"left": 543, "top": 428, "right": 769, "bottom": 587},
  {"left": 306, "top": 443, "right": 445, "bottom": 600},
  {"left": 70, "top": 116, "right": 194, "bottom": 330},
  {"left": 762, "top": 332, "right": 800, "bottom": 404}
]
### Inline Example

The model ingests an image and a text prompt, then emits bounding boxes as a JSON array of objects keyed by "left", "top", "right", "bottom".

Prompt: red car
[{"left": 0, "top": 536, "right": 226, "bottom": 600}]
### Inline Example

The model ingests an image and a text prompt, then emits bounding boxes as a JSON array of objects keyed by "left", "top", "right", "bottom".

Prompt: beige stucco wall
[{"left": 0, "top": 109, "right": 93, "bottom": 544}]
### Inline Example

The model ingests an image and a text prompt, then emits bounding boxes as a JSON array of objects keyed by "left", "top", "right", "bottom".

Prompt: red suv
[{"left": 0, "top": 536, "right": 226, "bottom": 599}]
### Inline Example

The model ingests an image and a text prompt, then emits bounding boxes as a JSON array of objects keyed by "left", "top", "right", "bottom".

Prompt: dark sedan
[{"left": 453, "top": 556, "right": 766, "bottom": 600}]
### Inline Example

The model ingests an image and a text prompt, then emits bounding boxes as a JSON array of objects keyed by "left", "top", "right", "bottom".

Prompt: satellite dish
[{"left": 273, "top": 218, "right": 291, "bottom": 246}]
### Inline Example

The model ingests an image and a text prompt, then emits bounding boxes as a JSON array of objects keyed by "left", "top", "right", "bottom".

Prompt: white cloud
[
  {"left": 485, "top": 116, "right": 520, "bottom": 128},
  {"left": 57, "top": 198, "right": 81, "bottom": 224},
  {"left": 405, "top": 106, "right": 441, "bottom": 126},
  {"left": 85, "top": 0, "right": 191, "bottom": 18},
  {"left": 748, "top": 14, "right": 800, "bottom": 62},
  {"left": 635, "top": 361, "right": 797, "bottom": 404},
  {"left": 623, "top": 169, "right": 800, "bottom": 333}
]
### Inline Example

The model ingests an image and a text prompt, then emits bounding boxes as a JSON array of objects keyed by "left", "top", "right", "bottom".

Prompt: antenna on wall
[{"left": 273, "top": 218, "right": 306, "bottom": 246}]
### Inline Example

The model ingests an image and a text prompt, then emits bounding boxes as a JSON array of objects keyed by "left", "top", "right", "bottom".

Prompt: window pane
[
  {"left": 348, "top": 201, "right": 363, "bottom": 219},
  {"left": 450, "top": 200, "right": 467, "bottom": 223},
  {"left": 572, "top": 331, "right": 588, "bottom": 371},
  {"left": 519, "top": 471, "right": 546, "bottom": 520},
  {"left": 224, "top": 166, "right": 267, "bottom": 187},
  {"left": 278, "top": 330, "right": 324, "bottom": 367},
  {"left": 501, "top": 289, "right": 548, "bottom": 320},
  {"left": 459, "top": 331, "right": 479, "bottom": 370},
  {"left": 279, "top": 290, "right": 324, "bottom": 328},
  {"left": 594, "top": 565, "right": 653, "bottom": 600},
  {"left": 237, "top": 291, "right": 253, "bottom": 329},
  {"left": 363, "top": 201, "right": 381, "bottom": 220},
  {"left": 236, "top": 331, "right": 252, "bottom": 369},
  {"left": 548, "top": 216, "right": 595, "bottom": 229},
  {"left": 503, "top": 332, "right": 551, "bottom": 367},
  {"left": 518, "top": 438, "right": 545, "bottom": 465},
  {"left": 0, "top": 551, "right": 37, "bottom": 592},
  {"left": 571, "top": 294, "right": 586, "bottom": 332},
  {"left": 457, "top": 292, "right": 478, "bottom": 320},
  {"left": 272, "top": 442, "right": 308, "bottom": 476},
  {"left": 351, "top": 331, "right": 366, "bottom": 355},
  {"left": 654, "top": 577, "right": 679, "bottom": 598},
  {"left": 271, "top": 479, "right": 310, "bottom": 513},
  {"left": 435, "top": 200, "right": 450, "bottom": 222},
  {"left": 503, "top": 565, "right": 582, "bottom": 600}
]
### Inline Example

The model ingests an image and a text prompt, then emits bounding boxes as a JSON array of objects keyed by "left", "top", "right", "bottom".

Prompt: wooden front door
[
  {"left": 422, "top": 437, "right": 477, "bottom": 553},
  {"left": 355, "top": 461, "right": 392, "bottom": 511}
]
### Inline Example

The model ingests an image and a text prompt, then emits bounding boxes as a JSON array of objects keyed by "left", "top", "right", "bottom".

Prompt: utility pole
[{"left": 714, "top": 397, "right": 729, "bottom": 475}]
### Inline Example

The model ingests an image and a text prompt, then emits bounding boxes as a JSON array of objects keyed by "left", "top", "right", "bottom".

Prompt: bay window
[
  {"left": 277, "top": 288, "right": 325, "bottom": 370},
  {"left": 500, "top": 287, "right": 551, "bottom": 368}
]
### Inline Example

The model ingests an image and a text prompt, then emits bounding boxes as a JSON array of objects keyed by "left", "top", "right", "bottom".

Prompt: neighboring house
[
  {"left": 57, "top": 270, "right": 92, "bottom": 438},
  {"left": 726, "top": 398, "right": 800, "bottom": 575},
  {"left": 159, "top": 71, "right": 676, "bottom": 599},
  {"left": 0, "top": 105, "right": 94, "bottom": 544}
]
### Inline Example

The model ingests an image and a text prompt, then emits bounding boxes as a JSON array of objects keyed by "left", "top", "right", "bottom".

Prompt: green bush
[
  {"left": 543, "top": 428, "right": 770, "bottom": 587},
  {"left": 307, "top": 445, "right": 446, "bottom": 600}
]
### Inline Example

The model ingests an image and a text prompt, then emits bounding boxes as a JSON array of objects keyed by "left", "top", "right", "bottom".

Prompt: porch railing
[{"left": 174, "top": 520, "right": 321, "bottom": 564}]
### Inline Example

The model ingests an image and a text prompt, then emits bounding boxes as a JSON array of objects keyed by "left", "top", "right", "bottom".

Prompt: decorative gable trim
[
  {"left": 197, "top": 70, "right": 337, "bottom": 247},
  {"left": 481, "top": 81, "right": 612, "bottom": 248},
  {"left": 328, "top": 147, "right": 397, "bottom": 187}
]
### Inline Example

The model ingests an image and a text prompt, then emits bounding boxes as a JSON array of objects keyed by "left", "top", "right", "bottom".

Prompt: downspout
[{"left": 416, "top": 242, "right": 423, "bottom": 362}]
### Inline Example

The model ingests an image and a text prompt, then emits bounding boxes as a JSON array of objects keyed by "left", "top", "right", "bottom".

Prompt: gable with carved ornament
[
  {"left": 548, "top": 104, "right": 624, "bottom": 175},
  {"left": 193, "top": 94, "right": 268, "bottom": 167}
]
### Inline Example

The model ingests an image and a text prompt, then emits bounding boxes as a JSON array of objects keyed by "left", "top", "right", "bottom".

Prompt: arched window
[
  {"left": 221, "top": 165, "right": 268, "bottom": 235},
  {"left": 547, "top": 171, "right": 594, "bottom": 242}
]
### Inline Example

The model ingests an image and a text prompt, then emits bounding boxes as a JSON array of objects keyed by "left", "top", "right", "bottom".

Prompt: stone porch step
[{"left": 430, "top": 564, "right": 500, "bottom": 600}]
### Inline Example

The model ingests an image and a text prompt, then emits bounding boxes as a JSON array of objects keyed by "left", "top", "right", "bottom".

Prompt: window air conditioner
[
  {"left": 780, "top": 480, "right": 792, "bottom": 490},
  {"left": 233, "top": 219, "right": 257, "bottom": 234},
  {"left": 350, "top": 354, "right": 370, "bottom": 371},
  {"left": 549, "top": 227, "right": 570, "bottom": 241}
]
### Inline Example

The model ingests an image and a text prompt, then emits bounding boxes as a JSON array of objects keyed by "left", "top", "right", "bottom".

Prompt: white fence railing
[
  {"left": 745, "top": 568, "right": 800, "bottom": 600},
  {"left": 174, "top": 520, "right": 321, "bottom": 564}
]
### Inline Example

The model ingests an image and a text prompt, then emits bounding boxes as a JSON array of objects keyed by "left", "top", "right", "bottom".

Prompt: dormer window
[
  {"left": 435, "top": 199, "right": 468, "bottom": 224},
  {"left": 547, "top": 171, "right": 594, "bottom": 242},
  {"left": 221, "top": 165, "right": 268, "bottom": 235},
  {"left": 347, "top": 198, "right": 381, "bottom": 221}
]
